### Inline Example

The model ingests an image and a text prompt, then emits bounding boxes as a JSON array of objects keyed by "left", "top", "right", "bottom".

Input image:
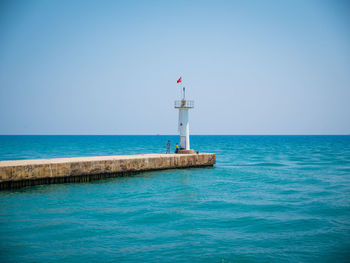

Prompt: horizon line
[{"left": 0, "top": 134, "right": 349, "bottom": 136}]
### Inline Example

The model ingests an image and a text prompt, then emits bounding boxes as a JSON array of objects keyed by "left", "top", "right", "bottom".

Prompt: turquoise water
[{"left": 1, "top": 135, "right": 350, "bottom": 262}]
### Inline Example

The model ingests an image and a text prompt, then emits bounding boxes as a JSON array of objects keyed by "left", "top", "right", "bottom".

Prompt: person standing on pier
[
  {"left": 166, "top": 140, "right": 171, "bottom": 153},
  {"left": 175, "top": 143, "right": 179, "bottom": 153}
]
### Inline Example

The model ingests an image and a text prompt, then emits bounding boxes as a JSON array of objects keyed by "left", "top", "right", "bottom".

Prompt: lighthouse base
[{"left": 178, "top": 149, "right": 195, "bottom": 154}]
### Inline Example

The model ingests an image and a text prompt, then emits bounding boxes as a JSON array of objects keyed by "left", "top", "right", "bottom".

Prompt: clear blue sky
[{"left": 0, "top": 0, "right": 349, "bottom": 135}]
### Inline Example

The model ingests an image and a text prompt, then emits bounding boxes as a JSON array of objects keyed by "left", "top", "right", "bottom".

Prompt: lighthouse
[{"left": 174, "top": 81, "right": 194, "bottom": 153}]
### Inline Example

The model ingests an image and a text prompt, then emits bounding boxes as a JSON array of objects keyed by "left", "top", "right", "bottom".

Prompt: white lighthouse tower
[{"left": 174, "top": 85, "right": 194, "bottom": 153}]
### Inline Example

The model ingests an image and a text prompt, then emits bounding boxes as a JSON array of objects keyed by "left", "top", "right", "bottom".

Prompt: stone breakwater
[{"left": 0, "top": 153, "right": 215, "bottom": 190}]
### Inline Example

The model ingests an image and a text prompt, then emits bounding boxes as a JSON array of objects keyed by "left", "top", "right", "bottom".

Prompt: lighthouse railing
[{"left": 174, "top": 100, "right": 194, "bottom": 108}]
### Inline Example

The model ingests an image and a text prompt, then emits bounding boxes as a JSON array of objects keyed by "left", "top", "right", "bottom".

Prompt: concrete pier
[{"left": 0, "top": 153, "right": 215, "bottom": 190}]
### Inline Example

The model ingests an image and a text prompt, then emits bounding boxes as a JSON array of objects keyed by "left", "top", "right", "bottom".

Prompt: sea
[{"left": 0, "top": 135, "right": 350, "bottom": 262}]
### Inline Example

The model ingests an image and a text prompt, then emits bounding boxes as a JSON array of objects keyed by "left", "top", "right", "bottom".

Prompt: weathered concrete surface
[
  {"left": 178, "top": 149, "right": 195, "bottom": 154},
  {"left": 0, "top": 153, "right": 215, "bottom": 190}
]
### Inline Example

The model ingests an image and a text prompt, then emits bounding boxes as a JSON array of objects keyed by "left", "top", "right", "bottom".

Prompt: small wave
[
  {"left": 253, "top": 162, "right": 287, "bottom": 167},
  {"left": 223, "top": 162, "right": 287, "bottom": 167}
]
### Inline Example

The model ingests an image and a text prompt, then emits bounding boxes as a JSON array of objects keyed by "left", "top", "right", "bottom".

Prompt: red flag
[{"left": 177, "top": 77, "right": 182, "bottom": 83}]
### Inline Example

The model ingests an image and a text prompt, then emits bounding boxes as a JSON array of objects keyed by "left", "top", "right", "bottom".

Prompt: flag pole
[
  {"left": 180, "top": 77, "right": 182, "bottom": 100},
  {"left": 177, "top": 76, "right": 183, "bottom": 100}
]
